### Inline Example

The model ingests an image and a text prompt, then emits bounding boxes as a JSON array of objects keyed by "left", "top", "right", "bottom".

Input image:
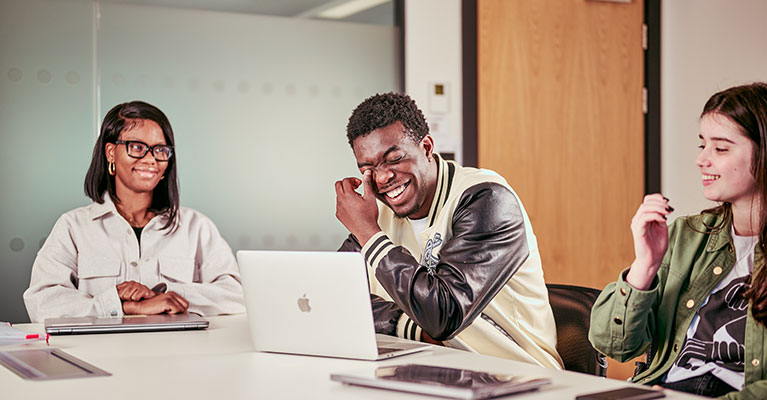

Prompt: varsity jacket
[{"left": 340, "top": 154, "right": 563, "bottom": 369}]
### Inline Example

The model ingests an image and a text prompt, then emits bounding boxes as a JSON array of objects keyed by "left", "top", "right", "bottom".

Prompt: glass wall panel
[
  {"left": 0, "top": 0, "right": 400, "bottom": 322},
  {"left": 98, "top": 3, "right": 399, "bottom": 252},
  {"left": 0, "top": 0, "right": 95, "bottom": 323}
]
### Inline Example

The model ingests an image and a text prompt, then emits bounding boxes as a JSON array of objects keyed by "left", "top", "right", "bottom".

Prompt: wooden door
[
  {"left": 478, "top": 0, "right": 645, "bottom": 379},
  {"left": 478, "top": 0, "right": 644, "bottom": 289}
]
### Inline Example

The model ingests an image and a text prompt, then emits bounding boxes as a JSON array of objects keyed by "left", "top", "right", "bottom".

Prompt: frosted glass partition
[
  {"left": 0, "top": 0, "right": 95, "bottom": 323},
  {"left": 99, "top": 3, "right": 400, "bottom": 251},
  {"left": 0, "top": 1, "right": 399, "bottom": 323}
]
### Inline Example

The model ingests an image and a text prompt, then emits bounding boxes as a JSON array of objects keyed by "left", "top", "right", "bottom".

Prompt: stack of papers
[{"left": 0, "top": 322, "right": 48, "bottom": 347}]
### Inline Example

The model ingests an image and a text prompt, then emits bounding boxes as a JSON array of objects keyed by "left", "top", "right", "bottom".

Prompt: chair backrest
[{"left": 546, "top": 283, "right": 607, "bottom": 376}]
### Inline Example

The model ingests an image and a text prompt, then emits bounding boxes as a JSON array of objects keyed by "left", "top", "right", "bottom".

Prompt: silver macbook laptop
[
  {"left": 44, "top": 313, "right": 209, "bottom": 335},
  {"left": 236, "top": 250, "right": 430, "bottom": 360}
]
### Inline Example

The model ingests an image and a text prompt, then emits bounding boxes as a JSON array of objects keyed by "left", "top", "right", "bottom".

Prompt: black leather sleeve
[
  {"left": 338, "top": 234, "right": 404, "bottom": 336},
  {"left": 373, "top": 182, "right": 530, "bottom": 341},
  {"left": 370, "top": 294, "right": 403, "bottom": 335},
  {"left": 338, "top": 234, "right": 362, "bottom": 252}
]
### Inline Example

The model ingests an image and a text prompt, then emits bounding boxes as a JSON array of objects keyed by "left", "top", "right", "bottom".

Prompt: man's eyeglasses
[{"left": 115, "top": 140, "right": 174, "bottom": 161}]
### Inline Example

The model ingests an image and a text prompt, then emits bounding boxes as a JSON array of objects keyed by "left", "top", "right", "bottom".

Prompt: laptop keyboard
[{"left": 377, "top": 346, "right": 403, "bottom": 355}]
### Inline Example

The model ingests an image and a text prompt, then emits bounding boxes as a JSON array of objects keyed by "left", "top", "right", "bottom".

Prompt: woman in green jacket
[{"left": 589, "top": 82, "right": 767, "bottom": 399}]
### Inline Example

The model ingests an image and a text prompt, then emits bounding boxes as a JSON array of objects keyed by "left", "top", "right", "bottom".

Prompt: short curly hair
[{"left": 346, "top": 92, "right": 429, "bottom": 147}]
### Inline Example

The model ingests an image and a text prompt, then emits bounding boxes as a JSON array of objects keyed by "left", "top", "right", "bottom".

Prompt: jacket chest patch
[{"left": 420, "top": 233, "right": 443, "bottom": 271}]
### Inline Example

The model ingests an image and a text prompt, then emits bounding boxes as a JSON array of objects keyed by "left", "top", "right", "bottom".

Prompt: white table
[{"left": 2, "top": 315, "right": 704, "bottom": 399}]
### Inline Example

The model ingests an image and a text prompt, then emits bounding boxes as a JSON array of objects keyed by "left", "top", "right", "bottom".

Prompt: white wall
[
  {"left": 404, "top": 0, "right": 463, "bottom": 163},
  {"left": 661, "top": 0, "right": 767, "bottom": 217}
]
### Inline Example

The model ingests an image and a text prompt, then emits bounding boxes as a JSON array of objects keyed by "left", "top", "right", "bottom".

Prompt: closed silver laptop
[
  {"left": 331, "top": 364, "right": 551, "bottom": 399},
  {"left": 45, "top": 313, "right": 209, "bottom": 335},
  {"left": 236, "top": 250, "right": 429, "bottom": 360}
]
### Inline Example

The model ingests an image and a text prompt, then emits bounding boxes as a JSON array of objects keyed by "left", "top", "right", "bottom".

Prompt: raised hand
[
  {"left": 335, "top": 170, "right": 382, "bottom": 245},
  {"left": 626, "top": 194, "right": 673, "bottom": 290}
]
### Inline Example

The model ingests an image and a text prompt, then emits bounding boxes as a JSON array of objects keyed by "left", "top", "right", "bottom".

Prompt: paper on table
[{"left": 0, "top": 322, "right": 48, "bottom": 347}]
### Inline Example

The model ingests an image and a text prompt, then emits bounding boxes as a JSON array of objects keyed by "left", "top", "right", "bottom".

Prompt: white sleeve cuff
[
  {"left": 396, "top": 313, "right": 423, "bottom": 341},
  {"left": 94, "top": 286, "right": 123, "bottom": 317},
  {"left": 166, "top": 282, "right": 187, "bottom": 299}
]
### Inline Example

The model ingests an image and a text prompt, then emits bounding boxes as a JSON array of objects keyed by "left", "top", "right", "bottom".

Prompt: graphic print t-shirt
[{"left": 664, "top": 226, "right": 757, "bottom": 390}]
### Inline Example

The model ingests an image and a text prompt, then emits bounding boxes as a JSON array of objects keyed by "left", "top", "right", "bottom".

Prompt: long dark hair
[
  {"left": 84, "top": 101, "right": 179, "bottom": 230},
  {"left": 699, "top": 82, "right": 767, "bottom": 325}
]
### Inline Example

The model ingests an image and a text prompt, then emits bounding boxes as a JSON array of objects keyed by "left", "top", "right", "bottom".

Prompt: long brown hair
[{"left": 700, "top": 82, "right": 767, "bottom": 325}]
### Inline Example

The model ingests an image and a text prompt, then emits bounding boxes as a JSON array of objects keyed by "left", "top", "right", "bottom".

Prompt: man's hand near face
[{"left": 335, "top": 170, "right": 382, "bottom": 245}]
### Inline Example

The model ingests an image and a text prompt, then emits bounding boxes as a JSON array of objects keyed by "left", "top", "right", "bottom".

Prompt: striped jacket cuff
[
  {"left": 360, "top": 231, "right": 395, "bottom": 271},
  {"left": 396, "top": 313, "right": 423, "bottom": 341}
]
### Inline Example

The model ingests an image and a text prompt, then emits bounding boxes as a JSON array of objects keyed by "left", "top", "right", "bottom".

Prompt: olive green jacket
[{"left": 589, "top": 212, "right": 767, "bottom": 400}]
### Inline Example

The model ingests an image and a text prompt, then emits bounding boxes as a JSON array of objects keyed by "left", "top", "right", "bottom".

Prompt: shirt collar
[
  {"left": 88, "top": 192, "right": 172, "bottom": 229},
  {"left": 426, "top": 154, "right": 453, "bottom": 228},
  {"left": 704, "top": 209, "right": 766, "bottom": 270},
  {"left": 704, "top": 210, "right": 734, "bottom": 253},
  {"left": 89, "top": 192, "right": 118, "bottom": 220}
]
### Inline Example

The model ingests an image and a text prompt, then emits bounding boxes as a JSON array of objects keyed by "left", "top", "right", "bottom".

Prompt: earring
[{"left": 108, "top": 162, "right": 116, "bottom": 176}]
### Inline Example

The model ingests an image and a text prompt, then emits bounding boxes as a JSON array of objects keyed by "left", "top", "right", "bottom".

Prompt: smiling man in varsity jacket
[{"left": 334, "top": 92, "right": 563, "bottom": 368}]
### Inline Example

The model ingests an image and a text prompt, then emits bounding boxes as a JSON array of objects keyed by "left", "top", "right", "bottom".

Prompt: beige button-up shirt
[{"left": 24, "top": 196, "right": 245, "bottom": 322}]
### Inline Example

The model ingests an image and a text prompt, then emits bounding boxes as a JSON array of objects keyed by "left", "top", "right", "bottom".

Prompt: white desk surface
[{"left": 2, "top": 315, "right": 705, "bottom": 400}]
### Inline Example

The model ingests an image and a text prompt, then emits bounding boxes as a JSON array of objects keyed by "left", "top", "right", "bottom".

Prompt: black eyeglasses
[{"left": 115, "top": 140, "right": 174, "bottom": 161}]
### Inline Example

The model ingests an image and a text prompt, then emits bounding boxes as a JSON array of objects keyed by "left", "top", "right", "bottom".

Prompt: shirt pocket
[
  {"left": 77, "top": 255, "right": 121, "bottom": 295},
  {"left": 158, "top": 256, "right": 196, "bottom": 284}
]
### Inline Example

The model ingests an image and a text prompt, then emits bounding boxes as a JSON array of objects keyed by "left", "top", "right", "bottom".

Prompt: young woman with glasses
[
  {"left": 589, "top": 83, "right": 767, "bottom": 398},
  {"left": 23, "top": 101, "right": 245, "bottom": 322}
]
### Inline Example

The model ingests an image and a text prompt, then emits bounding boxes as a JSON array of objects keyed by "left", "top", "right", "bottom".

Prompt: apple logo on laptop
[{"left": 297, "top": 294, "right": 311, "bottom": 312}]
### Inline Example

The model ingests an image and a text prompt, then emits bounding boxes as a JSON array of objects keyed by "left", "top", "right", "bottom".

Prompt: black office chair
[{"left": 546, "top": 283, "right": 607, "bottom": 377}]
